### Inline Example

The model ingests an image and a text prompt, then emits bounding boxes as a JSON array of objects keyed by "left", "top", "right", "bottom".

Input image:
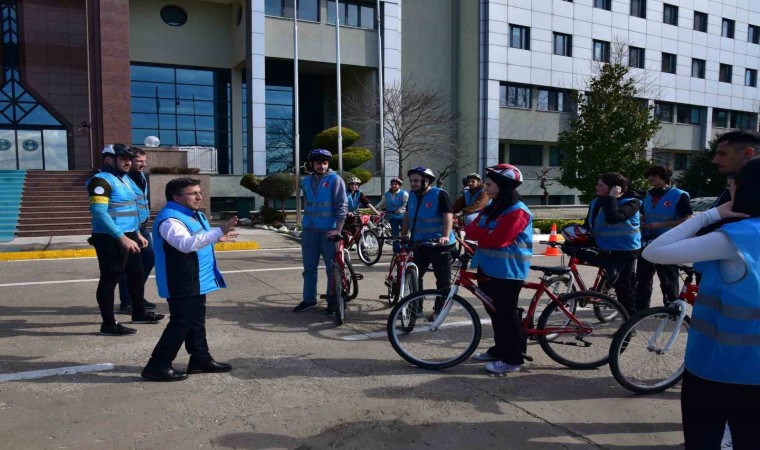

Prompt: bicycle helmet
[
  {"left": 347, "top": 177, "right": 361, "bottom": 185},
  {"left": 561, "top": 225, "right": 594, "bottom": 245},
  {"left": 390, "top": 176, "right": 403, "bottom": 185},
  {"left": 102, "top": 144, "right": 136, "bottom": 158},
  {"left": 407, "top": 166, "right": 436, "bottom": 182},
  {"left": 461, "top": 177, "right": 468, "bottom": 187},
  {"left": 465, "top": 173, "right": 482, "bottom": 181},
  {"left": 485, "top": 163, "right": 523, "bottom": 189},
  {"left": 308, "top": 148, "right": 332, "bottom": 162}
]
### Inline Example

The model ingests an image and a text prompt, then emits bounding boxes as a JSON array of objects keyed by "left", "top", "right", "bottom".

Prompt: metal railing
[{"left": 178, "top": 146, "right": 218, "bottom": 174}]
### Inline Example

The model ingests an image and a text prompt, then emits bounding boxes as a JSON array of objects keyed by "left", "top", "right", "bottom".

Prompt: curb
[{"left": 0, "top": 241, "right": 261, "bottom": 261}]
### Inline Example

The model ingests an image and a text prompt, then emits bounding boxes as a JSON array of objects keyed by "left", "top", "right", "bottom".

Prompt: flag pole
[
  {"left": 376, "top": 0, "right": 385, "bottom": 193},
  {"left": 293, "top": 0, "right": 302, "bottom": 226},
  {"left": 335, "top": 0, "right": 343, "bottom": 175}
]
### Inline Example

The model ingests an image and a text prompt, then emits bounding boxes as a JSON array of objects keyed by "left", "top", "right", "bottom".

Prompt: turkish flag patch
[
  {"left": 663, "top": 201, "right": 672, "bottom": 207},
  {"left": 323, "top": 182, "right": 330, "bottom": 188}
]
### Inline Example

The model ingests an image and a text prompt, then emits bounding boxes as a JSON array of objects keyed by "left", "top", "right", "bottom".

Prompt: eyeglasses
[{"left": 182, "top": 191, "right": 203, "bottom": 197}]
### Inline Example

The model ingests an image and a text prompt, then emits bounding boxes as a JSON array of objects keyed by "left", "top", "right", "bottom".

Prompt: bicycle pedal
[
  {"left": 352, "top": 274, "right": 364, "bottom": 281},
  {"left": 379, "top": 295, "right": 390, "bottom": 299},
  {"left": 522, "top": 353, "right": 534, "bottom": 362}
]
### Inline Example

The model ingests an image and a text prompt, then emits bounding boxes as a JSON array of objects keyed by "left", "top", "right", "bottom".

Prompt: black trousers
[
  {"left": 681, "top": 370, "right": 760, "bottom": 450},
  {"left": 149, "top": 294, "right": 211, "bottom": 368},
  {"left": 635, "top": 256, "right": 680, "bottom": 312},
  {"left": 91, "top": 232, "right": 146, "bottom": 325},
  {"left": 413, "top": 244, "right": 453, "bottom": 291},
  {"left": 599, "top": 250, "right": 637, "bottom": 315},
  {"left": 478, "top": 272, "right": 525, "bottom": 365}
]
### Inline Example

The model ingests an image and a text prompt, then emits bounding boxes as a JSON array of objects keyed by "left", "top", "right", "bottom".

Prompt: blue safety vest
[
  {"left": 688, "top": 218, "right": 760, "bottom": 385},
  {"left": 408, "top": 187, "right": 456, "bottom": 242},
  {"left": 153, "top": 201, "right": 226, "bottom": 299},
  {"left": 131, "top": 172, "right": 150, "bottom": 225},
  {"left": 347, "top": 190, "right": 362, "bottom": 213},
  {"left": 384, "top": 190, "right": 407, "bottom": 220},
  {"left": 89, "top": 171, "right": 140, "bottom": 234},
  {"left": 463, "top": 188, "right": 490, "bottom": 225},
  {"left": 587, "top": 197, "right": 641, "bottom": 251},
  {"left": 471, "top": 202, "right": 533, "bottom": 280},
  {"left": 643, "top": 187, "right": 688, "bottom": 239},
  {"left": 301, "top": 172, "right": 340, "bottom": 231}
]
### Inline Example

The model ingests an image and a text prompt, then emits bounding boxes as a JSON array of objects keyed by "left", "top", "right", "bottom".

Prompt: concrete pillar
[
  {"left": 245, "top": 0, "right": 267, "bottom": 176},
  {"left": 703, "top": 106, "right": 713, "bottom": 149},
  {"left": 231, "top": 68, "right": 244, "bottom": 174}
]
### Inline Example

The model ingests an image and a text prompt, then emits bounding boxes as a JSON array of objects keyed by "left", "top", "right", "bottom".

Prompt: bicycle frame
[{"left": 644, "top": 266, "right": 699, "bottom": 353}]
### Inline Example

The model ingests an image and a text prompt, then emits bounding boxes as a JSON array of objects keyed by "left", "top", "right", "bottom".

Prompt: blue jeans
[
  {"left": 118, "top": 225, "right": 154, "bottom": 308},
  {"left": 389, "top": 217, "right": 403, "bottom": 253},
  {"left": 301, "top": 229, "right": 336, "bottom": 305}
]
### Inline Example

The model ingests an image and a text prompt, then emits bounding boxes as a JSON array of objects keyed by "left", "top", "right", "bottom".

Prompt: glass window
[
  {"left": 746, "top": 69, "right": 758, "bottom": 87},
  {"left": 549, "top": 146, "right": 566, "bottom": 166},
  {"left": 655, "top": 102, "right": 673, "bottom": 123},
  {"left": 509, "top": 24, "right": 530, "bottom": 50},
  {"left": 694, "top": 12, "right": 708, "bottom": 32},
  {"left": 713, "top": 109, "right": 728, "bottom": 128},
  {"left": 630, "top": 0, "right": 646, "bottom": 19},
  {"left": 750, "top": 25, "right": 760, "bottom": 44},
  {"left": 265, "top": 85, "right": 294, "bottom": 174},
  {"left": 673, "top": 154, "right": 688, "bottom": 171},
  {"left": 691, "top": 59, "right": 705, "bottom": 78},
  {"left": 722, "top": 18, "right": 735, "bottom": 39},
  {"left": 537, "top": 88, "right": 572, "bottom": 112},
  {"left": 267, "top": 0, "right": 319, "bottom": 21},
  {"left": 328, "top": 1, "right": 376, "bottom": 29},
  {"left": 593, "top": 0, "right": 610, "bottom": 11},
  {"left": 593, "top": 40, "right": 610, "bottom": 63},
  {"left": 731, "top": 112, "right": 754, "bottom": 130},
  {"left": 663, "top": 4, "right": 678, "bottom": 26},
  {"left": 662, "top": 53, "right": 677, "bottom": 74},
  {"left": 720, "top": 64, "right": 733, "bottom": 83},
  {"left": 676, "top": 105, "right": 701, "bottom": 125},
  {"left": 553, "top": 33, "right": 572, "bottom": 56},
  {"left": 509, "top": 144, "right": 543, "bottom": 166},
  {"left": 629, "top": 46, "right": 645, "bottom": 69},
  {"left": 500, "top": 83, "right": 531, "bottom": 108}
]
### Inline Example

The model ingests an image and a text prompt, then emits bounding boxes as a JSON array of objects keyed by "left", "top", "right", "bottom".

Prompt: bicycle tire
[
  {"left": 344, "top": 251, "right": 359, "bottom": 301},
  {"left": 357, "top": 229, "right": 382, "bottom": 266},
  {"left": 609, "top": 306, "right": 690, "bottom": 394},
  {"left": 594, "top": 278, "right": 621, "bottom": 322},
  {"left": 403, "top": 266, "right": 420, "bottom": 299},
  {"left": 387, "top": 290, "right": 481, "bottom": 369},
  {"left": 332, "top": 262, "right": 345, "bottom": 326},
  {"left": 536, "top": 290, "right": 629, "bottom": 369}
]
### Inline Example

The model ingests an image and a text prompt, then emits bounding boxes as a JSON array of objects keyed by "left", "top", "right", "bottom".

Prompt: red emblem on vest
[
  {"left": 323, "top": 182, "right": 329, "bottom": 188},
  {"left": 663, "top": 201, "right": 672, "bottom": 207},
  {"left": 425, "top": 202, "right": 433, "bottom": 208}
]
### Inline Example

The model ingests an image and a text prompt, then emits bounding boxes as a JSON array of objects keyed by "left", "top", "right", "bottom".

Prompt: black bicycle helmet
[
  {"left": 407, "top": 166, "right": 436, "bottom": 182},
  {"left": 308, "top": 148, "right": 332, "bottom": 162},
  {"left": 102, "top": 144, "right": 136, "bottom": 158}
]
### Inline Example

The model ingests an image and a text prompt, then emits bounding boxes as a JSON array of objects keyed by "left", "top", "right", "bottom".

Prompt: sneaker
[
  {"left": 132, "top": 311, "right": 165, "bottom": 324},
  {"left": 485, "top": 361, "right": 522, "bottom": 374},
  {"left": 472, "top": 352, "right": 499, "bottom": 362},
  {"left": 143, "top": 300, "right": 157, "bottom": 310},
  {"left": 100, "top": 322, "right": 138, "bottom": 336},
  {"left": 293, "top": 302, "right": 317, "bottom": 313},
  {"left": 116, "top": 305, "right": 132, "bottom": 315},
  {"left": 325, "top": 303, "right": 336, "bottom": 316}
]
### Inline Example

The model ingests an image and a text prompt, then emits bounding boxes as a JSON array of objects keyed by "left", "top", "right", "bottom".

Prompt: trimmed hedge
[
  {"left": 150, "top": 166, "right": 201, "bottom": 174},
  {"left": 533, "top": 219, "right": 584, "bottom": 234},
  {"left": 312, "top": 127, "right": 361, "bottom": 152}
]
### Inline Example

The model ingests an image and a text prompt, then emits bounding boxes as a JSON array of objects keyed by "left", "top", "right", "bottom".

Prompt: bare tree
[
  {"left": 344, "top": 79, "right": 466, "bottom": 178},
  {"left": 528, "top": 166, "right": 555, "bottom": 206}
]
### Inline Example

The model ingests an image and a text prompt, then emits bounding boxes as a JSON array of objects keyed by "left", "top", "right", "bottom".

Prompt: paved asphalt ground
[{"left": 0, "top": 238, "right": 683, "bottom": 449}]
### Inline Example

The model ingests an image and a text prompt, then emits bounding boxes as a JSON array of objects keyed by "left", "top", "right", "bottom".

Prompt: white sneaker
[
  {"left": 485, "top": 361, "right": 522, "bottom": 374},
  {"left": 472, "top": 352, "right": 498, "bottom": 362}
]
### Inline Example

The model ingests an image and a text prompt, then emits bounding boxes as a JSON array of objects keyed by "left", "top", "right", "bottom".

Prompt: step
[
  {"left": 15, "top": 230, "right": 91, "bottom": 237},
  {"left": 16, "top": 222, "right": 93, "bottom": 232},
  {"left": 17, "top": 216, "right": 90, "bottom": 224}
]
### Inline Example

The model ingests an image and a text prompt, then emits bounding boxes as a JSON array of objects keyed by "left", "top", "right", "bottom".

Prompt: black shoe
[
  {"left": 116, "top": 305, "right": 132, "bottom": 315},
  {"left": 187, "top": 357, "right": 232, "bottom": 374},
  {"left": 143, "top": 300, "right": 157, "bottom": 310},
  {"left": 99, "top": 322, "right": 137, "bottom": 336},
  {"left": 293, "top": 302, "right": 317, "bottom": 313},
  {"left": 141, "top": 365, "right": 188, "bottom": 382},
  {"left": 132, "top": 311, "right": 166, "bottom": 324},
  {"left": 326, "top": 303, "right": 336, "bottom": 316}
]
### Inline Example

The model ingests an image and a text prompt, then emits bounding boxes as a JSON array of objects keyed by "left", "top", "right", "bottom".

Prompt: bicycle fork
[
  {"left": 428, "top": 284, "right": 460, "bottom": 331},
  {"left": 648, "top": 300, "right": 689, "bottom": 353}
]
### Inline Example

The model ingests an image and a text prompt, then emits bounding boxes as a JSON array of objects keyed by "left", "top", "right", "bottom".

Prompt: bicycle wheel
[
  {"left": 387, "top": 290, "right": 481, "bottom": 369},
  {"left": 594, "top": 278, "right": 620, "bottom": 322},
  {"left": 536, "top": 291, "right": 629, "bottom": 369},
  {"left": 609, "top": 306, "right": 690, "bottom": 394},
  {"left": 357, "top": 229, "right": 382, "bottom": 266},
  {"left": 345, "top": 252, "right": 359, "bottom": 301},
  {"left": 332, "top": 262, "right": 346, "bottom": 326},
  {"left": 540, "top": 275, "right": 577, "bottom": 318}
]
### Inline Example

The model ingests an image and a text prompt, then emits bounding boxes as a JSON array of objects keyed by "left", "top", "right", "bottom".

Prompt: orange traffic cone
[{"left": 543, "top": 223, "right": 562, "bottom": 256}]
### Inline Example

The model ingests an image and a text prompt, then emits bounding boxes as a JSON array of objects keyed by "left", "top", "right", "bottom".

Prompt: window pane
[
  {"left": 327, "top": 0, "right": 336, "bottom": 23},
  {"left": 346, "top": 3, "right": 359, "bottom": 26},
  {"left": 176, "top": 69, "right": 214, "bottom": 85},
  {"left": 131, "top": 81, "right": 175, "bottom": 99},
  {"left": 360, "top": 5, "right": 374, "bottom": 29},
  {"left": 299, "top": 0, "right": 319, "bottom": 21},
  {"left": 131, "top": 65, "right": 174, "bottom": 83},
  {"left": 265, "top": 0, "right": 282, "bottom": 16},
  {"left": 509, "top": 144, "right": 543, "bottom": 166}
]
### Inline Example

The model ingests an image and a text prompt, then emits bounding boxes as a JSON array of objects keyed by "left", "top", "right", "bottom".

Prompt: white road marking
[
  {"left": 341, "top": 319, "right": 492, "bottom": 341},
  {"left": 0, "top": 363, "right": 115, "bottom": 382}
]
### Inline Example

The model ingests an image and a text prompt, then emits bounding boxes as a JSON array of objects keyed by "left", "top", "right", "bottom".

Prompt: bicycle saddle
[{"left": 529, "top": 265, "right": 572, "bottom": 276}]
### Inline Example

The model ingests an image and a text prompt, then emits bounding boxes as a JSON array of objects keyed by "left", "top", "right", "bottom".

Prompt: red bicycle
[
  {"left": 324, "top": 232, "right": 363, "bottom": 326},
  {"left": 386, "top": 251, "right": 630, "bottom": 370},
  {"left": 378, "top": 237, "right": 420, "bottom": 307}
]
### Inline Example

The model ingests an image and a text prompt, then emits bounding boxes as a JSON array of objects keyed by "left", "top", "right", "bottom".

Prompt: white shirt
[
  {"left": 642, "top": 208, "right": 745, "bottom": 283},
  {"left": 158, "top": 218, "right": 224, "bottom": 254}
]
